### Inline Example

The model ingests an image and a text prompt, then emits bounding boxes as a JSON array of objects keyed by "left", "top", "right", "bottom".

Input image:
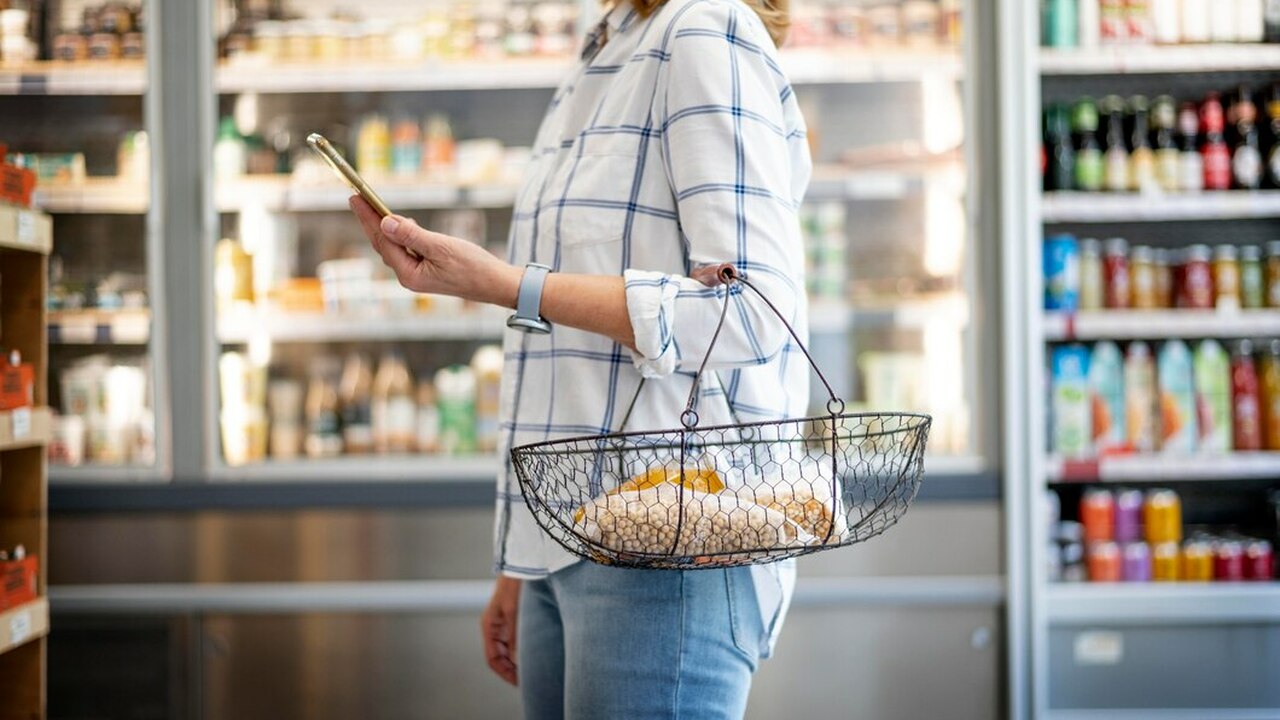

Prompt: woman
[{"left": 352, "top": 0, "right": 810, "bottom": 715}]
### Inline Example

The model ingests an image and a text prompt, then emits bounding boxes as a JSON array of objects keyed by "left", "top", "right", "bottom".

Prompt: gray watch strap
[{"left": 508, "top": 263, "right": 553, "bottom": 334}]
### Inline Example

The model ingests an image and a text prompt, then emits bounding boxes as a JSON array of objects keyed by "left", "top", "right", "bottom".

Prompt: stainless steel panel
[
  {"left": 1048, "top": 624, "right": 1280, "bottom": 711},
  {"left": 50, "top": 502, "right": 1001, "bottom": 585}
]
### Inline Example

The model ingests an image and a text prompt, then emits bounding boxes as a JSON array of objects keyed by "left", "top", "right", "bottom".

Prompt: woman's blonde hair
[{"left": 630, "top": 0, "right": 790, "bottom": 47}]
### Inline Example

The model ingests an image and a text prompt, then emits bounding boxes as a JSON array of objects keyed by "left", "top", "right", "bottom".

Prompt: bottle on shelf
[
  {"left": 1200, "top": 94, "right": 1233, "bottom": 191},
  {"left": 1127, "top": 0, "right": 1153, "bottom": 43},
  {"left": 472, "top": 345, "right": 504, "bottom": 453},
  {"left": 1044, "top": 0, "right": 1078, "bottom": 47},
  {"left": 356, "top": 114, "right": 391, "bottom": 178},
  {"left": 214, "top": 116, "right": 246, "bottom": 183},
  {"left": 339, "top": 352, "right": 374, "bottom": 455},
  {"left": 1266, "top": 85, "right": 1280, "bottom": 188},
  {"left": 1072, "top": 99, "right": 1105, "bottom": 192},
  {"left": 1154, "top": 247, "right": 1175, "bottom": 308},
  {"left": 1152, "top": 95, "right": 1181, "bottom": 192},
  {"left": 1052, "top": 344, "right": 1093, "bottom": 458},
  {"left": 1157, "top": 339, "right": 1198, "bottom": 452},
  {"left": 1103, "top": 237, "right": 1131, "bottom": 308},
  {"left": 1130, "top": 245, "right": 1157, "bottom": 308},
  {"left": 1212, "top": 244, "right": 1242, "bottom": 310},
  {"left": 1127, "top": 96, "right": 1157, "bottom": 192},
  {"left": 1090, "top": 341, "right": 1126, "bottom": 452},
  {"left": 416, "top": 379, "right": 440, "bottom": 454},
  {"left": 1151, "top": 0, "right": 1180, "bottom": 43},
  {"left": 372, "top": 350, "right": 417, "bottom": 455},
  {"left": 1210, "top": 0, "right": 1239, "bottom": 41},
  {"left": 1103, "top": 96, "right": 1131, "bottom": 192},
  {"left": 1239, "top": 0, "right": 1266, "bottom": 42},
  {"left": 1125, "top": 341, "right": 1159, "bottom": 452},
  {"left": 1176, "top": 101, "right": 1204, "bottom": 192},
  {"left": 1179, "top": 0, "right": 1211, "bottom": 42},
  {"left": 435, "top": 364, "right": 477, "bottom": 455},
  {"left": 1267, "top": 241, "right": 1280, "bottom": 306},
  {"left": 1259, "top": 339, "right": 1280, "bottom": 450},
  {"left": 1229, "top": 86, "right": 1264, "bottom": 190},
  {"left": 1080, "top": 0, "right": 1102, "bottom": 47},
  {"left": 1268, "top": 0, "right": 1280, "bottom": 42},
  {"left": 1080, "top": 238, "right": 1105, "bottom": 310},
  {"left": 1179, "top": 244, "right": 1214, "bottom": 309},
  {"left": 304, "top": 357, "right": 343, "bottom": 459},
  {"left": 1193, "top": 339, "right": 1233, "bottom": 452},
  {"left": 1100, "top": 0, "right": 1127, "bottom": 44},
  {"left": 1231, "top": 339, "right": 1264, "bottom": 450},
  {"left": 1045, "top": 105, "right": 1076, "bottom": 192}
]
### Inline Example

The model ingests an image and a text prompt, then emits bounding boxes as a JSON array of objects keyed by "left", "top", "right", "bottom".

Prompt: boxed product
[{"left": 0, "top": 203, "right": 52, "bottom": 252}]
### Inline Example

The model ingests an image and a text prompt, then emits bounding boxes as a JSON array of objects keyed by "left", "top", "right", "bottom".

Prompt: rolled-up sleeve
[{"left": 624, "top": 0, "right": 811, "bottom": 379}]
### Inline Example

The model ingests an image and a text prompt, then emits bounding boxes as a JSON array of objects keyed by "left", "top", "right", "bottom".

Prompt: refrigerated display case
[
  {"left": 0, "top": 0, "right": 167, "bottom": 483},
  {"left": 202, "top": 0, "right": 994, "bottom": 485},
  {"left": 1003, "top": 0, "right": 1280, "bottom": 715}
]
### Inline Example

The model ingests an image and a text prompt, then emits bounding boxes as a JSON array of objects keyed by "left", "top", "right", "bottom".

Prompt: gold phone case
[{"left": 306, "top": 133, "right": 392, "bottom": 218}]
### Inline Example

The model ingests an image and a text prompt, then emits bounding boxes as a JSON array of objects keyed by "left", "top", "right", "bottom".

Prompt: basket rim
[{"left": 509, "top": 410, "right": 933, "bottom": 456}]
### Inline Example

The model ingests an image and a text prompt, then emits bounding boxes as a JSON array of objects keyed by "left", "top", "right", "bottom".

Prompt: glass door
[{"left": 1, "top": 0, "right": 165, "bottom": 481}]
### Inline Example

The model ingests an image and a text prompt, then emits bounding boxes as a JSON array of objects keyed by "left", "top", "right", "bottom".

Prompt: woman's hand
[
  {"left": 350, "top": 195, "right": 521, "bottom": 308},
  {"left": 481, "top": 576, "right": 522, "bottom": 686}
]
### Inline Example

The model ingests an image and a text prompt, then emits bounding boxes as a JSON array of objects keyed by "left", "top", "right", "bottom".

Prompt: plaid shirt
[{"left": 495, "top": 0, "right": 812, "bottom": 652}]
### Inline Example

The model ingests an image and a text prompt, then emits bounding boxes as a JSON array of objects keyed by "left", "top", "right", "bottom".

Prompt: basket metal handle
[{"left": 680, "top": 264, "right": 845, "bottom": 429}]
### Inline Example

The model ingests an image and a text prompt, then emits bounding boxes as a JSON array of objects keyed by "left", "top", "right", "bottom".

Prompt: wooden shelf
[
  {"left": 48, "top": 309, "right": 151, "bottom": 345},
  {"left": 0, "top": 599, "right": 49, "bottom": 657},
  {"left": 32, "top": 178, "right": 149, "bottom": 214},
  {"left": 0, "top": 408, "right": 51, "bottom": 452}
]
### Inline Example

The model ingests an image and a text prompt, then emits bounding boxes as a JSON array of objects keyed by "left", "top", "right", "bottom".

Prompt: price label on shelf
[
  {"left": 8, "top": 610, "right": 31, "bottom": 646},
  {"left": 10, "top": 407, "right": 31, "bottom": 440},
  {"left": 16, "top": 210, "right": 35, "bottom": 245},
  {"left": 1073, "top": 631, "right": 1123, "bottom": 666}
]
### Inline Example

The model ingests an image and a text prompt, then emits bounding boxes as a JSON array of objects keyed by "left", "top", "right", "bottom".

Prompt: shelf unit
[
  {"left": 0, "top": 205, "right": 52, "bottom": 718},
  {"left": 216, "top": 306, "right": 508, "bottom": 344},
  {"left": 1009, "top": 10, "right": 1280, "bottom": 716},
  {"left": 47, "top": 310, "right": 151, "bottom": 346},
  {"left": 1043, "top": 310, "right": 1280, "bottom": 341},
  {"left": 1040, "top": 44, "right": 1280, "bottom": 75},
  {"left": 0, "top": 61, "right": 147, "bottom": 95},
  {"left": 1041, "top": 191, "right": 1280, "bottom": 223}
]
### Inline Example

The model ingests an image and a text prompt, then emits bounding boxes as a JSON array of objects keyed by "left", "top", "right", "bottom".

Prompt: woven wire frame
[{"left": 509, "top": 265, "right": 933, "bottom": 570}]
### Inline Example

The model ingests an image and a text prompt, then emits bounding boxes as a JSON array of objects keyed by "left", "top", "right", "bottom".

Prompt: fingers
[
  {"left": 348, "top": 195, "right": 385, "bottom": 251},
  {"left": 481, "top": 607, "right": 519, "bottom": 686},
  {"left": 506, "top": 596, "right": 519, "bottom": 657},
  {"left": 379, "top": 213, "right": 434, "bottom": 261}
]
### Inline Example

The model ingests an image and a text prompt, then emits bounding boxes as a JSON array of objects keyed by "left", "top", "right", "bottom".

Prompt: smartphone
[{"left": 306, "top": 133, "right": 392, "bottom": 218}]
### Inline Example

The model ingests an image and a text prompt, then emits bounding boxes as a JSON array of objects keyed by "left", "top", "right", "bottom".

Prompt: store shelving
[
  {"left": 213, "top": 49, "right": 961, "bottom": 95},
  {"left": 1040, "top": 44, "right": 1280, "bottom": 76},
  {"left": 1046, "top": 583, "right": 1280, "bottom": 625},
  {"left": 216, "top": 306, "right": 508, "bottom": 344},
  {"left": 211, "top": 454, "right": 498, "bottom": 483},
  {"left": 0, "top": 61, "right": 147, "bottom": 96},
  {"left": 0, "top": 407, "right": 52, "bottom": 452},
  {"left": 0, "top": 599, "right": 50, "bottom": 656},
  {"left": 33, "top": 179, "right": 150, "bottom": 215},
  {"left": 47, "top": 310, "right": 151, "bottom": 346},
  {"left": 1042, "top": 191, "right": 1280, "bottom": 223},
  {"left": 0, "top": 205, "right": 53, "bottom": 255},
  {"left": 1043, "top": 310, "right": 1280, "bottom": 341},
  {"left": 1045, "top": 452, "right": 1280, "bottom": 483}
]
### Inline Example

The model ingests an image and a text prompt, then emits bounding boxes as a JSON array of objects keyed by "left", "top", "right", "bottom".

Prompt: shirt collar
[{"left": 605, "top": 1, "right": 637, "bottom": 34}]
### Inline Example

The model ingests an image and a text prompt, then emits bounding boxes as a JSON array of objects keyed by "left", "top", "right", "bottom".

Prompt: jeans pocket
[{"left": 724, "top": 567, "right": 763, "bottom": 667}]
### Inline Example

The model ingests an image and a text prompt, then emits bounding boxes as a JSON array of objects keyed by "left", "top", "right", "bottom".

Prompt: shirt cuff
[{"left": 623, "top": 269, "right": 682, "bottom": 378}]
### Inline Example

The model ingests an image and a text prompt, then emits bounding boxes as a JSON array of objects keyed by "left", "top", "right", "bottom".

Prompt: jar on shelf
[
  {"left": 1212, "top": 244, "right": 1241, "bottom": 311},
  {"left": 1153, "top": 247, "right": 1174, "bottom": 309},
  {"left": 1130, "top": 245, "right": 1158, "bottom": 309},
  {"left": 1080, "top": 238, "right": 1104, "bottom": 311},
  {"left": 1179, "top": 244, "right": 1214, "bottom": 310},
  {"left": 1240, "top": 245, "right": 1265, "bottom": 309},
  {"left": 1267, "top": 241, "right": 1280, "bottom": 308},
  {"left": 1103, "top": 237, "right": 1130, "bottom": 309}
]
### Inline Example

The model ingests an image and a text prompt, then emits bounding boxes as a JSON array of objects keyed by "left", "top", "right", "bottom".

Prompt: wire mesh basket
[{"left": 510, "top": 266, "right": 932, "bottom": 570}]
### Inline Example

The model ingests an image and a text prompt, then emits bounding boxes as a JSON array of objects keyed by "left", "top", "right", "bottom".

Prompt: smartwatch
[{"left": 506, "top": 263, "right": 554, "bottom": 334}]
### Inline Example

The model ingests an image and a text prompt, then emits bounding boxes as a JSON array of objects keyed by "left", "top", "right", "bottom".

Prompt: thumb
[{"left": 380, "top": 214, "right": 428, "bottom": 259}]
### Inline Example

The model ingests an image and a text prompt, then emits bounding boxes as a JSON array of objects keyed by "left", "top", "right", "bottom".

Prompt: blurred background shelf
[
  {"left": 212, "top": 50, "right": 962, "bottom": 95},
  {"left": 1046, "top": 584, "right": 1280, "bottom": 625},
  {"left": 216, "top": 307, "right": 508, "bottom": 343},
  {"left": 0, "top": 599, "right": 49, "bottom": 656},
  {"left": 1040, "top": 44, "right": 1280, "bottom": 75},
  {"left": 49, "top": 464, "right": 169, "bottom": 485},
  {"left": 0, "top": 61, "right": 146, "bottom": 95},
  {"left": 1041, "top": 191, "right": 1280, "bottom": 223},
  {"left": 48, "top": 309, "right": 150, "bottom": 345},
  {"left": 1045, "top": 453, "right": 1280, "bottom": 483},
  {"left": 0, "top": 407, "right": 51, "bottom": 451},
  {"left": 33, "top": 179, "right": 149, "bottom": 214},
  {"left": 210, "top": 454, "right": 499, "bottom": 483},
  {"left": 1043, "top": 310, "right": 1280, "bottom": 341}
]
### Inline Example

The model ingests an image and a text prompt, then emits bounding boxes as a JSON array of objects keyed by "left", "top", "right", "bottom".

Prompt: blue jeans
[{"left": 517, "top": 561, "right": 766, "bottom": 720}]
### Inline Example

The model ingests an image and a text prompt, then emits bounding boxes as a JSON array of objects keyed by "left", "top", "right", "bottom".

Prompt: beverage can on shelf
[
  {"left": 1214, "top": 539, "right": 1246, "bottom": 581},
  {"left": 1182, "top": 538, "right": 1215, "bottom": 581},
  {"left": 1125, "top": 341, "right": 1159, "bottom": 452},
  {"left": 1044, "top": 0, "right": 1079, "bottom": 47},
  {"left": 1152, "top": 541, "right": 1180, "bottom": 581},
  {"left": 1212, "top": 245, "right": 1241, "bottom": 311},
  {"left": 1244, "top": 539, "right": 1274, "bottom": 581},
  {"left": 1053, "top": 345, "right": 1094, "bottom": 458},
  {"left": 1193, "top": 339, "right": 1233, "bottom": 453},
  {"left": 1130, "top": 245, "right": 1157, "bottom": 308},
  {"left": 1157, "top": 340, "right": 1198, "bottom": 452},
  {"left": 1241, "top": 245, "right": 1265, "bottom": 309},
  {"left": 1087, "top": 540, "right": 1122, "bottom": 582},
  {"left": 1121, "top": 541, "right": 1152, "bottom": 582},
  {"left": 1104, "top": 237, "right": 1131, "bottom": 309},
  {"left": 1081, "top": 488, "right": 1116, "bottom": 543},
  {"left": 1080, "top": 239, "right": 1105, "bottom": 311},
  {"left": 1144, "top": 489, "right": 1183, "bottom": 545},
  {"left": 1114, "top": 488, "right": 1144, "bottom": 543},
  {"left": 1090, "top": 342, "right": 1127, "bottom": 453},
  {"left": 1045, "top": 234, "right": 1081, "bottom": 311},
  {"left": 1179, "top": 244, "right": 1214, "bottom": 310}
]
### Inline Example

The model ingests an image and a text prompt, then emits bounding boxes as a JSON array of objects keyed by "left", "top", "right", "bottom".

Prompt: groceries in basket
[{"left": 571, "top": 464, "right": 848, "bottom": 563}]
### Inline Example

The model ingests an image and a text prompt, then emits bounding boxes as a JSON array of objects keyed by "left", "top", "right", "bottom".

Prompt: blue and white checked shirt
[{"left": 495, "top": 0, "right": 812, "bottom": 654}]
